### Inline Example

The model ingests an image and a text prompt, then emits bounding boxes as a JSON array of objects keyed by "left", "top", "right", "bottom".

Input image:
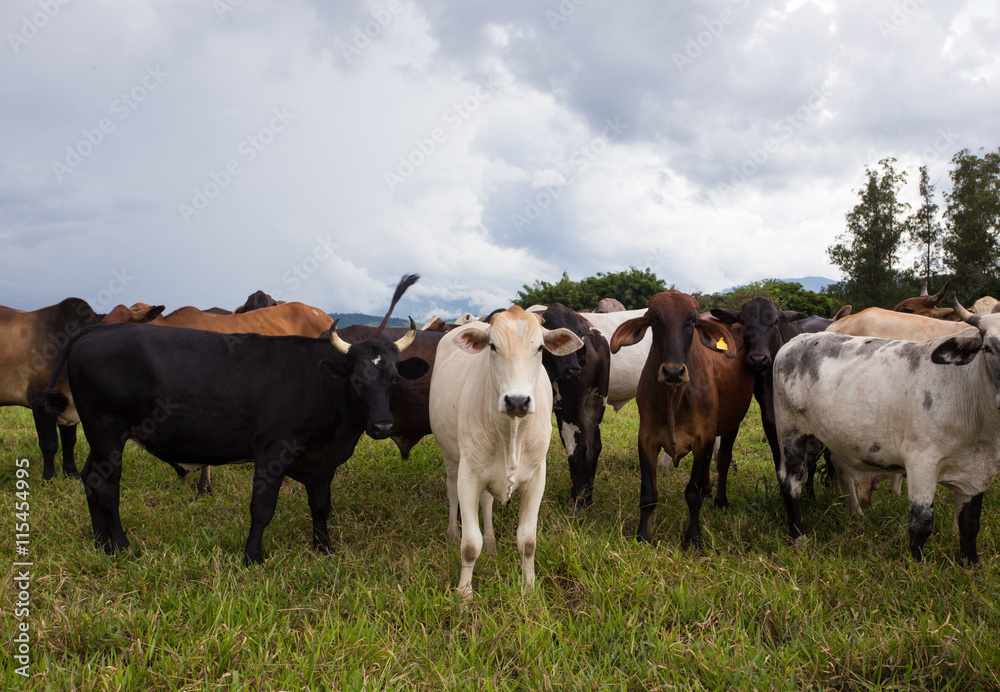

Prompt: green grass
[{"left": 2, "top": 402, "right": 999, "bottom": 690}]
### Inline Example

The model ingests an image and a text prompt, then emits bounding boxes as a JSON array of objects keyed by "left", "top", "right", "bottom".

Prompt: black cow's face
[
  {"left": 713, "top": 297, "right": 799, "bottom": 374},
  {"left": 323, "top": 333, "right": 429, "bottom": 439},
  {"left": 539, "top": 304, "right": 588, "bottom": 383}
]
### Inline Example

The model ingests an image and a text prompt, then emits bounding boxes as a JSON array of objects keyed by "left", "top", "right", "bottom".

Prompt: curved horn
[
  {"left": 929, "top": 278, "right": 950, "bottom": 306},
  {"left": 394, "top": 317, "right": 417, "bottom": 352},
  {"left": 951, "top": 292, "right": 981, "bottom": 328},
  {"left": 329, "top": 319, "right": 352, "bottom": 354},
  {"left": 919, "top": 279, "right": 929, "bottom": 296}
]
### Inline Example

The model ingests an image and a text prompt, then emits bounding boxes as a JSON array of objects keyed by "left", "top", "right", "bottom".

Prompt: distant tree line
[
  {"left": 514, "top": 267, "right": 668, "bottom": 311},
  {"left": 827, "top": 148, "right": 1000, "bottom": 309}
]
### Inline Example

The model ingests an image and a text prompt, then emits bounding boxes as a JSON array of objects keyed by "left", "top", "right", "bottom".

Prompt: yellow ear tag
[{"left": 716, "top": 338, "right": 728, "bottom": 351}]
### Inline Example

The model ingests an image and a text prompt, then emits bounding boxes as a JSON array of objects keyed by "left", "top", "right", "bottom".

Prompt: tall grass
[{"left": 1, "top": 402, "right": 998, "bottom": 690}]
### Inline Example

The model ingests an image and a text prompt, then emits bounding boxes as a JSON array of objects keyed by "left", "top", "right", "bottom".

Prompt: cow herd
[{"left": 2, "top": 275, "right": 1000, "bottom": 600}]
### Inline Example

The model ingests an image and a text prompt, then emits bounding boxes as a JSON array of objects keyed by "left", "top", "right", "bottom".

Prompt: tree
[
  {"left": 693, "top": 279, "right": 842, "bottom": 317},
  {"left": 515, "top": 267, "right": 668, "bottom": 311},
  {"left": 942, "top": 147, "right": 1000, "bottom": 303},
  {"left": 906, "top": 165, "right": 944, "bottom": 285},
  {"left": 827, "top": 158, "right": 910, "bottom": 309}
]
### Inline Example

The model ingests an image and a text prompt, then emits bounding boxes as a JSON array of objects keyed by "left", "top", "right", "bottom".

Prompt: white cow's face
[
  {"left": 453, "top": 307, "right": 583, "bottom": 417},
  {"left": 932, "top": 313, "right": 1000, "bottom": 409}
]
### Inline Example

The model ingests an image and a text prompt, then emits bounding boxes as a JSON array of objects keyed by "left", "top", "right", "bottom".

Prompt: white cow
[
  {"left": 429, "top": 306, "right": 583, "bottom": 600},
  {"left": 577, "top": 309, "right": 650, "bottom": 409},
  {"left": 774, "top": 300, "right": 1000, "bottom": 563}
]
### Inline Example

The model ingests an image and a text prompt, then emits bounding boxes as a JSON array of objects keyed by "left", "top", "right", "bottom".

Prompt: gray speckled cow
[{"left": 773, "top": 296, "right": 1000, "bottom": 563}]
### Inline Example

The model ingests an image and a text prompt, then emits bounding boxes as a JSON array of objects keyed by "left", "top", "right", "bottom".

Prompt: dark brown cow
[
  {"left": 233, "top": 290, "right": 285, "bottom": 314},
  {"left": 610, "top": 290, "right": 754, "bottom": 546},
  {"left": 535, "top": 303, "right": 611, "bottom": 506},
  {"left": 0, "top": 298, "right": 158, "bottom": 479}
]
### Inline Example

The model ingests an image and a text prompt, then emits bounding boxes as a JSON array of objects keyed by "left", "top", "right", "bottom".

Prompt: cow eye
[
  {"left": 537, "top": 345, "right": 544, "bottom": 353},
  {"left": 489, "top": 343, "right": 497, "bottom": 352},
  {"left": 985, "top": 345, "right": 995, "bottom": 354}
]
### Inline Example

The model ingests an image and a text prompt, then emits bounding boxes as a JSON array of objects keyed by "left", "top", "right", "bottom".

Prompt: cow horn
[
  {"left": 951, "top": 292, "right": 981, "bottom": 327},
  {"left": 329, "top": 319, "right": 352, "bottom": 354},
  {"left": 394, "top": 317, "right": 417, "bottom": 352},
  {"left": 919, "top": 279, "right": 929, "bottom": 296},
  {"left": 929, "top": 278, "right": 950, "bottom": 306}
]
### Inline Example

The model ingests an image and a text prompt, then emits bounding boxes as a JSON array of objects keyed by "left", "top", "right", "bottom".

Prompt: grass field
[{"left": 2, "top": 401, "right": 999, "bottom": 691}]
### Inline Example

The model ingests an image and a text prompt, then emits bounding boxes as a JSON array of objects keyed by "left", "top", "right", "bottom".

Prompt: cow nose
[
  {"left": 368, "top": 421, "right": 394, "bottom": 439},
  {"left": 503, "top": 394, "right": 532, "bottom": 417},
  {"left": 747, "top": 354, "right": 771, "bottom": 371},
  {"left": 565, "top": 365, "right": 582, "bottom": 379},
  {"left": 658, "top": 363, "right": 688, "bottom": 385}
]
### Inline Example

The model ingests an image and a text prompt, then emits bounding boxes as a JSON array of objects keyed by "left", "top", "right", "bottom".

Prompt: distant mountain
[
  {"left": 782, "top": 276, "right": 838, "bottom": 292},
  {"left": 328, "top": 313, "right": 412, "bottom": 328}
]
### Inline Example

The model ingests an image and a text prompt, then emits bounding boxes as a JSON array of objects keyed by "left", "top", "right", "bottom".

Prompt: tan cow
[{"left": 429, "top": 306, "right": 583, "bottom": 601}]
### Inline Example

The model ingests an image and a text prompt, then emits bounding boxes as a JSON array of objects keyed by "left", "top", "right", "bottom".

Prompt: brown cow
[
  {"left": 594, "top": 297, "right": 627, "bottom": 313},
  {"left": 233, "top": 289, "right": 284, "bottom": 314},
  {"left": 104, "top": 301, "right": 332, "bottom": 336},
  {"left": 827, "top": 307, "right": 972, "bottom": 341},
  {"left": 610, "top": 290, "right": 754, "bottom": 546},
  {"left": 0, "top": 298, "right": 160, "bottom": 479},
  {"left": 892, "top": 279, "right": 960, "bottom": 320}
]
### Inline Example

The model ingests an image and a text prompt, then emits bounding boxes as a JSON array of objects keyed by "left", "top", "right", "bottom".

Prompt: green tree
[
  {"left": 942, "top": 147, "right": 1000, "bottom": 303},
  {"left": 827, "top": 158, "right": 910, "bottom": 309},
  {"left": 906, "top": 164, "right": 944, "bottom": 285},
  {"left": 693, "top": 279, "right": 841, "bottom": 317},
  {"left": 515, "top": 267, "right": 668, "bottom": 311}
]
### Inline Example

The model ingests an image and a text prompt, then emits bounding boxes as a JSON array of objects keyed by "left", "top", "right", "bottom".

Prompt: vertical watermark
[{"left": 13, "top": 458, "right": 32, "bottom": 677}]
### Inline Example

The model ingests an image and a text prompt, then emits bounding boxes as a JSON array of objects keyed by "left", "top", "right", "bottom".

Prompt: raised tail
[{"left": 367, "top": 273, "right": 419, "bottom": 339}]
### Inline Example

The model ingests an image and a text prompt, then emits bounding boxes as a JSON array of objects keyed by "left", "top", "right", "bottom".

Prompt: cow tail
[
  {"left": 368, "top": 274, "right": 419, "bottom": 339},
  {"left": 35, "top": 324, "right": 102, "bottom": 414}
]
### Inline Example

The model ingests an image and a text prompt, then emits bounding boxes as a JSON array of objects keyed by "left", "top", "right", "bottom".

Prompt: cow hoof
[
  {"left": 456, "top": 586, "right": 474, "bottom": 606},
  {"left": 792, "top": 535, "right": 807, "bottom": 549},
  {"left": 713, "top": 497, "right": 729, "bottom": 510},
  {"left": 483, "top": 539, "right": 497, "bottom": 556}
]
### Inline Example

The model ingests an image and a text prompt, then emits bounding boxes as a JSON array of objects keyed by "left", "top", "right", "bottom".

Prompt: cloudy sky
[{"left": 2, "top": 0, "right": 998, "bottom": 320}]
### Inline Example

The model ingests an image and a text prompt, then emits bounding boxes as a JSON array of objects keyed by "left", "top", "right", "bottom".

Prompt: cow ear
[
  {"left": 319, "top": 358, "right": 350, "bottom": 379},
  {"left": 710, "top": 308, "right": 740, "bottom": 324},
  {"left": 781, "top": 311, "right": 802, "bottom": 323},
  {"left": 931, "top": 334, "right": 982, "bottom": 366},
  {"left": 696, "top": 318, "right": 734, "bottom": 358},
  {"left": 452, "top": 327, "right": 490, "bottom": 354},
  {"left": 609, "top": 317, "right": 649, "bottom": 354},
  {"left": 398, "top": 357, "right": 430, "bottom": 380},
  {"left": 136, "top": 305, "right": 166, "bottom": 323},
  {"left": 543, "top": 328, "right": 584, "bottom": 356}
]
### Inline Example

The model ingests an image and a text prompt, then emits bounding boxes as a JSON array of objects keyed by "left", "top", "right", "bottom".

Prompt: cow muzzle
[
  {"left": 501, "top": 394, "right": 533, "bottom": 417},
  {"left": 747, "top": 353, "right": 771, "bottom": 372},
  {"left": 658, "top": 363, "right": 688, "bottom": 386},
  {"left": 367, "top": 421, "right": 395, "bottom": 439}
]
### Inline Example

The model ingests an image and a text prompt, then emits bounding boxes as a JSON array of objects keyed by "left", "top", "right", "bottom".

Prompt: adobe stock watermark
[
  {"left": 213, "top": 0, "right": 243, "bottom": 22},
  {"left": 546, "top": 0, "right": 587, "bottom": 31},
  {"left": 51, "top": 66, "right": 169, "bottom": 183},
  {"left": 384, "top": 75, "right": 504, "bottom": 192},
  {"left": 178, "top": 107, "right": 295, "bottom": 223},
  {"left": 7, "top": 0, "right": 72, "bottom": 53},
  {"left": 337, "top": 0, "right": 404, "bottom": 63},
  {"left": 709, "top": 84, "right": 830, "bottom": 206},
  {"left": 673, "top": 0, "right": 751, "bottom": 72},
  {"left": 878, "top": 0, "right": 929, "bottom": 39},
  {"left": 511, "top": 116, "right": 627, "bottom": 232},
  {"left": 13, "top": 458, "right": 32, "bottom": 678}
]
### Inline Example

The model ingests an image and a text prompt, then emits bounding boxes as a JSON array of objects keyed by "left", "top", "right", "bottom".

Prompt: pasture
[{"left": 2, "top": 402, "right": 999, "bottom": 690}]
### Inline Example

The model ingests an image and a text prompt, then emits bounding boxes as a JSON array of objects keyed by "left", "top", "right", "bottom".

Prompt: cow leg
[
  {"left": 196, "top": 466, "right": 213, "bottom": 496},
  {"left": 955, "top": 492, "right": 984, "bottom": 565},
  {"left": 516, "top": 462, "right": 546, "bottom": 592},
  {"left": 636, "top": 436, "right": 660, "bottom": 544},
  {"left": 714, "top": 427, "right": 739, "bottom": 509},
  {"left": 305, "top": 479, "right": 333, "bottom": 554},
  {"left": 559, "top": 411, "right": 589, "bottom": 506},
  {"left": 829, "top": 454, "right": 863, "bottom": 517},
  {"left": 683, "top": 443, "right": 713, "bottom": 549},
  {"left": 456, "top": 467, "right": 485, "bottom": 602},
  {"left": 243, "top": 460, "right": 286, "bottom": 565},
  {"left": 480, "top": 490, "right": 496, "bottom": 556},
  {"left": 444, "top": 453, "right": 460, "bottom": 546},
  {"left": 906, "top": 470, "right": 936, "bottom": 561},
  {"left": 58, "top": 423, "right": 78, "bottom": 476},
  {"left": 29, "top": 402, "right": 60, "bottom": 480},
  {"left": 80, "top": 445, "right": 130, "bottom": 554},
  {"left": 777, "top": 432, "right": 814, "bottom": 544}
]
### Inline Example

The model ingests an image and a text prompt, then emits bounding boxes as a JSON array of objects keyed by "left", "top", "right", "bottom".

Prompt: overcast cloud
[{"left": 2, "top": 0, "right": 998, "bottom": 320}]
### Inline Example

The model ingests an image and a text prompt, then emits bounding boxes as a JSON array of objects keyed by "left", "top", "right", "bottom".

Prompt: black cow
[
  {"left": 233, "top": 289, "right": 284, "bottom": 314},
  {"left": 535, "top": 303, "right": 611, "bottom": 506},
  {"left": 335, "top": 325, "right": 443, "bottom": 460},
  {"left": 710, "top": 298, "right": 839, "bottom": 476},
  {"left": 39, "top": 275, "right": 428, "bottom": 564}
]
